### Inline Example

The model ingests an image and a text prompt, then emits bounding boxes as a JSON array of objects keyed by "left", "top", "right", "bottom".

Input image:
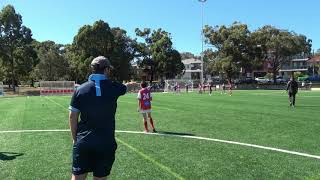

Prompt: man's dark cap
[{"left": 91, "top": 56, "right": 113, "bottom": 69}]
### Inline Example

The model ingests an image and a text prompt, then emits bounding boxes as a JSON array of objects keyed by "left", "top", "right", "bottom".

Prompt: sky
[{"left": 1, "top": 0, "right": 319, "bottom": 55}]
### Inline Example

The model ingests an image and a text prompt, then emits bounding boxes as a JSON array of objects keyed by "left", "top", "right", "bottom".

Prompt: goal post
[
  {"left": 40, "top": 81, "right": 75, "bottom": 96},
  {"left": 0, "top": 81, "right": 3, "bottom": 96},
  {"left": 163, "top": 79, "right": 194, "bottom": 93}
]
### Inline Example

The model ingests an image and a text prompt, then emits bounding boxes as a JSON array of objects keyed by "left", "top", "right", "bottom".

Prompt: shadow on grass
[
  {"left": 0, "top": 152, "right": 24, "bottom": 161},
  {"left": 156, "top": 131, "right": 195, "bottom": 136},
  {"left": 296, "top": 105, "right": 320, "bottom": 108}
]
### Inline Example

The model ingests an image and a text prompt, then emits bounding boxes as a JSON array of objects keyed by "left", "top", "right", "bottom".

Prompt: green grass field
[{"left": 1, "top": 90, "right": 320, "bottom": 179}]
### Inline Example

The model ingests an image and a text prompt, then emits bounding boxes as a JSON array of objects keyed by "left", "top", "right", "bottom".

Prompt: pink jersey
[{"left": 137, "top": 88, "right": 152, "bottom": 110}]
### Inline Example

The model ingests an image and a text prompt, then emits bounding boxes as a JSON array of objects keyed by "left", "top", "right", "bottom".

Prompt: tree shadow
[
  {"left": 156, "top": 131, "right": 195, "bottom": 136},
  {"left": 0, "top": 152, "right": 24, "bottom": 161}
]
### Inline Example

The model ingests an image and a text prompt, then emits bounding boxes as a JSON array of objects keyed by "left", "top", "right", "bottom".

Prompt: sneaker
[
  {"left": 144, "top": 130, "right": 149, "bottom": 133},
  {"left": 152, "top": 129, "right": 157, "bottom": 133}
]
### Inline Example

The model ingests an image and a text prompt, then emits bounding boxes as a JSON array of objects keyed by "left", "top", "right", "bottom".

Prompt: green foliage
[
  {"left": 135, "top": 28, "right": 184, "bottom": 82},
  {"left": 0, "top": 5, "right": 38, "bottom": 88},
  {"left": 31, "top": 41, "right": 70, "bottom": 81},
  {"left": 69, "top": 20, "right": 135, "bottom": 82},
  {"left": 204, "top": 22, "right": 255, "bottom": 81},
  {"left": 251, "top": 25, "right": 312, "bottom": 83},
  {"left": 265, "top": 73, "right": 273, "bottom": 80},
  {"left": 315, "top": 49, "right": 320, "bottom": 56},
  {"left": 180, "top": 52, "right": 196, "bottom": 60}
]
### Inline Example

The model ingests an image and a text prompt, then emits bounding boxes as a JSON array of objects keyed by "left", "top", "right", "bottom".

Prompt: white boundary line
[{"left": 0, "top": 129, "right": 320, "bottom": 160}]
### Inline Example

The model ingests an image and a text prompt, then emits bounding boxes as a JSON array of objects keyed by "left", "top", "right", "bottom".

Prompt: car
[
  {"left": 255, "top": 77, "right": 271, "bottom": 84},
  {"left": 305, "top": 75, "right": 320, "bottom": 82},
  {"left": 239, "top": 77, "right": 258, "bottom": 84},
  {"left": 275, "top": 77, "right": 286, "bottom": 84}
]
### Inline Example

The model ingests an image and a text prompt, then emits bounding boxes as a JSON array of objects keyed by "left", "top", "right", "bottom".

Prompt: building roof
[
  {"left": 279, "top": 69, "right": 308, "bottom": 72},
  {"left": 185, "top": 69, "right": 202, "bottom": 73},
  {"left": 291, "top": 58, "right": 308, "bottom": 62},
  {"left": 308, "top": 56, "right": 320, "bottom": 63},
  {"left": 182, "top": 58, "right": 201, "bottom": 65}
]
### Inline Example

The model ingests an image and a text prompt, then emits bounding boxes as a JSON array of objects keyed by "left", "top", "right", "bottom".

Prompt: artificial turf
[{"left": 0, "top": 90, "right": 320, "bottom": 179}]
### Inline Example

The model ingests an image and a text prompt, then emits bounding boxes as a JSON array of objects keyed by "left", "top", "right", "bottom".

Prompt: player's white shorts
[{"left": 139, "top": 109, "right": 152, "bottom": 114}]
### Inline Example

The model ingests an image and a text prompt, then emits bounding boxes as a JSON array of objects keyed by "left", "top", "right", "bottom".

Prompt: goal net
[
  {"left": 0, "top": 82, "right": 3, "bottom": 96},
  {"left": 164, "top": 79, "right": 194, "bottom": 93},
  {"left": 40, "top": 81, "right": 75, "bottom": 96}
]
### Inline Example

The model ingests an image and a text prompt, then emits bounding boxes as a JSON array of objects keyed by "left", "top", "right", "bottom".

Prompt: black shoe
[{"left": 152, "top": 129, "right": 157, "bottom": 133}]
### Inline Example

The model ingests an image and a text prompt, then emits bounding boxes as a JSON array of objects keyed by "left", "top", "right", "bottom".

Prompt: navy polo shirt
[{"left": 69, "top": 74, "right": 127, "bottom": 144}]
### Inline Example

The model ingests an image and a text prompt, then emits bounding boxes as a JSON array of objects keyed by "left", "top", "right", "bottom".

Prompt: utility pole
[{"left": 199, "top": 0, "right": 206, "bottom": 84}]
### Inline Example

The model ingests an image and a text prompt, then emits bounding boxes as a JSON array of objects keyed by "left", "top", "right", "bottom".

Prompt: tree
[
  {"left": 315, "top": 49, "right": 320, "bottom": 56},
  {"left": 70, "top": 20, "right": 134, "bottom": 82},
  {"left": 180, "top": 52, "right": 196, "bottom": 60},
  {"left": 109, "top": 27, "right": 136, "bottom": 81},
  {"left": 203, "top": 22, "right": 256, "bottom": 84},
  {"left": 134, "top": 28, "right": 184, "bottom": 82},
  {"left": 251, "top": 25, "right": 312, "bottom": 83},
  {"left": 0, "top": 5, "right": 38, "bottom": 91},
  {"left": 31, "top": 41, "right": 70, "bottom": 81}
]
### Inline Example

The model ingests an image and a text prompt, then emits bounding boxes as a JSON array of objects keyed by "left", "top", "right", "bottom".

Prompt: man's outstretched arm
[{"left": 69, "top": 111, "right": 79, "bottom": 144}]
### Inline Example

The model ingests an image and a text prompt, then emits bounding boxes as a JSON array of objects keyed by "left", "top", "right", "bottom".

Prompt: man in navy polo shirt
[{"left": 69, "top": 56, "right": 127, "bottom": 180}]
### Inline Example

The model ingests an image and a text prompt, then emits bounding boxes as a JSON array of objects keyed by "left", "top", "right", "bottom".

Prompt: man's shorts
[
  {"left": 72, "top": 141, "right": 117, "bottom": 177},
  {"left": 139, "top": 109, "right": 152, "bottom": 114}
]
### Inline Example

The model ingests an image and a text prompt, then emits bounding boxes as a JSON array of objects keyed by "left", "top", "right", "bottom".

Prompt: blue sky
[{"left": 1, "top": 0, "right": 319, "bottom": 55}]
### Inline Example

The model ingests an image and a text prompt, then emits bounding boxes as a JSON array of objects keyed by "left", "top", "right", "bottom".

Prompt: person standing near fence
[
  {"left": 69, "top": 56, "right": 127, "bottom": 180},
  {"left": 286, "top": 76, "right": 298, "bottom": 107}
]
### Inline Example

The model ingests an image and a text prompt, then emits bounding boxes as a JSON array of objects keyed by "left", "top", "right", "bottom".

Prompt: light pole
[
  {"left": 312, "top": 49, "right": 315, "bottom": 76},
  {"left": 199, "top": 0, "right": 206, "bottom": 84}
]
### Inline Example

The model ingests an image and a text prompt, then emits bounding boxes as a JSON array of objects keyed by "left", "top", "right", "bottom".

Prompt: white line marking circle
[{"left": 0, "top": 129, "right": 319, "bottom": 160}]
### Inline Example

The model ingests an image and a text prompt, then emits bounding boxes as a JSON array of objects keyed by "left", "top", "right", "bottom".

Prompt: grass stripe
[{"left": 116, "top": 137, "right": 185, "bottom": 180}]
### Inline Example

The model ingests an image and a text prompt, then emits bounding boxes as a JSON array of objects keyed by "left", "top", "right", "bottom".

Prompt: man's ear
[{"left": 104, "top": 68, "right": 111, "bottom": 76}]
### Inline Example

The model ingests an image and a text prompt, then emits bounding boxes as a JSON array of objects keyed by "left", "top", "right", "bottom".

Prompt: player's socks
[
  {"left": 149, "top": 118, "right": 155, "bottom": 130},
  {"left": 144, "top": 121, "right": 149, "bottom": 132}
]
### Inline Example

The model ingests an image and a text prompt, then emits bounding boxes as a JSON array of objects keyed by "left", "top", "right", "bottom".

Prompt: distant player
[
  {"left": 173, "top": 83, "right": 177, "bottom": 93},
  {"left": 221, "top": 83, "right": 226, "bottom": 94},
  {"left": 198, "top": 84, "right": 202, "bottom": 94},
  {"left": 228, "top": 82, "right": 233, "bottom": 96},
  {"left": 137, "top": 82, "right": 156, "bottom": 133},
  {"left": 208, "top": 83, "right": 213, "bottom": 96},
  {"left": 286, "top": 77, "right": 298, "bottom": 107},
  {"left": 185, "top": 84, "right": 189, "bottom": 93}
]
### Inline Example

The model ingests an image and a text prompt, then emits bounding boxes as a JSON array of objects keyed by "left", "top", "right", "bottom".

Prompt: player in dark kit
[
  {"left": 69, "top": 56, "right": 127, "bottom": 180},
  {"left": 286, "top": 76, "right": 298, "bottom": 107},
  {"left": 209, "top": 83, "right": 213, "bottom": 96}
]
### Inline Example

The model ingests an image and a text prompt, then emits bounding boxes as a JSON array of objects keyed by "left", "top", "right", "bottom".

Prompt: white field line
[
  {"left": 45, "top": 96, "right": 67, "bottom": 109},
  {"left": 0, "top": 129, "right": 320, "bottom": 160},
  {"left": 116, "top": 137, "right": 185, "bottom": 180}
]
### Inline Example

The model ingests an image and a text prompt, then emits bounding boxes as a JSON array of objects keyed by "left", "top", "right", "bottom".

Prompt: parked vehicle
[
  {"left": 255, "top": 77, "right": 271, "bottom": 84},
  {"left": 305, "top": 75, "right": 320, "bottom": 82},
  {"left": 239, "top": 77, "right": 257, "bottom": 84},
  {"left": 275, "top": 77, "right": 286, "bottom": 84}
]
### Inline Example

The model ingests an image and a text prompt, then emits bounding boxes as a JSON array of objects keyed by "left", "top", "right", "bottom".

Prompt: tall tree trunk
[
  {"left": 227, "top": 77, "right": 232, "bottom": 88},
  {"left": 10, "top": 49, "right": 16, "bottom": 92},
  {"left": 273, "top": 68, "right": 277, "bottom": 84},
  {"left": 150, "top": 66, "right": 154, "bottom": 84}
]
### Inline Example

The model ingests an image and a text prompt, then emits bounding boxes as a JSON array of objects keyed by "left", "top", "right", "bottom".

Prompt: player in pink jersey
[{"left": 137, "top": 82, "right": 156, "bottom": 133}]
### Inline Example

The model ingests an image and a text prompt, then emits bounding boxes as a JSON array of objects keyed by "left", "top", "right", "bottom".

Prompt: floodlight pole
[{"left": 199, "top": 0, "right": 206, "bottom": 84}]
